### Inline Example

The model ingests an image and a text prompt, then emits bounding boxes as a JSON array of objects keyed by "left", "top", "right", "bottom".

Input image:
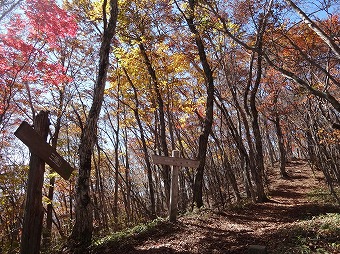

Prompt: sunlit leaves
[
  {"left": 0, "top": 0, "right": 78, "bottom": 123},
  {"left": 1, "top": 0, "right": 78, "bottom": 87},
  {"left": 26, "top": 0, "right": 77, "bottom": 47}
]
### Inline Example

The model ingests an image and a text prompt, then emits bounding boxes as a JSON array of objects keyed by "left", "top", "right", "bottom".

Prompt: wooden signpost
[
  {"left": 152, "top": 150, "right": 199, "bottom": 222},
  {"left": 14, "top": 112, "right": 74, "bottom": 254},
  {"left": 14, "top": 121, "right": 74, "bottom": 180}
]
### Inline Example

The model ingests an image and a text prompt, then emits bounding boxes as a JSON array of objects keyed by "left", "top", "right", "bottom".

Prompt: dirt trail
[{"left": 95, "top": 161, "right": 340, "bottom": 254}]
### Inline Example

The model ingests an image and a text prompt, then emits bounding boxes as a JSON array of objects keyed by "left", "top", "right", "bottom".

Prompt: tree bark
[
  {"left": 249, "top": 12, "right": 271, "bottom": 202},
  {"left": 263, "top": 119, "right": 277, "bottom": 166},
  {"left": 138, "top": 42, "right": 171, "bottom": 203},
  {"left": 69, "top": 0, "right": 118, "bottom": 249},
  {"left": 123, "top": 125, "right": 132, "bottom": 222},
  {"left": 274, "top": 115, "right": 289, "bottom": 178},
  {"left": 43, "top": 89, "right": 64, "bottom": 249},
  {"left": 181, "top": 0, "right": 214, "bottom": 208},
  {"left": 123, "top": 68, "right": 157, "bottom": 218},
  {"left": 113, "top": 98, "right": 120, "bottom": 226},
  {"left": 215, "top": 97, "right": 257, "bottom": 202}
]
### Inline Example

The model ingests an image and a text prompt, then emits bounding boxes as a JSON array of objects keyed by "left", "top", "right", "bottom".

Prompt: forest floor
[{"left": 90, "top": 160, "right": 340, "bottom": 254}]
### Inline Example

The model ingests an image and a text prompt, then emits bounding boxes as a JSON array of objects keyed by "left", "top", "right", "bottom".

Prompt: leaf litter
[{"left": 91, "top": 160, "right": 340, "bottom": 254}]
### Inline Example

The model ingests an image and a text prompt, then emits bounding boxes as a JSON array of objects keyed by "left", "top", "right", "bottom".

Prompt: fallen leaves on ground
[{"left": 91, "top": 161, "right": 340, "bottom": 254}]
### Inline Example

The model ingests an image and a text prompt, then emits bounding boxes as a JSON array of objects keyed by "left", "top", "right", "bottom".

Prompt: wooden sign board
[
  {"left": 14, "top": 121, "right": 74, "bottom": 180},
  {"left": 152, "top": 154, "right": 200, "bottom": 168},
  {"left": 152, "top": 151, "right": 199, "bottom": 222}
]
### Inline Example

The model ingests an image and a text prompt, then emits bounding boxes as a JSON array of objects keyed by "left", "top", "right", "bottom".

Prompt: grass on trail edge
[
  {"left": 90, "top": 217, "right": 173, "bottom": 250},
  {"left": 270, "top": 213, "right": 340, "bottom": 254},
  {"left": 89, "top": 211, "right": 340, "bottom": 254},
  {"left": 89, "top": 186, "right": 340, "bottom": 254}
]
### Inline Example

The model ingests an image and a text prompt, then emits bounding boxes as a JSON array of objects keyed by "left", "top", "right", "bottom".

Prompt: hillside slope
[{"left": 91, "top": 161, "right": 340, "bottom": 254}]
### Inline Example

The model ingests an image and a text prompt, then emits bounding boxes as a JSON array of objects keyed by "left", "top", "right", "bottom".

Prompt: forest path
[{"left": 94, "top": 161, "right": 340, "bottom": 254}]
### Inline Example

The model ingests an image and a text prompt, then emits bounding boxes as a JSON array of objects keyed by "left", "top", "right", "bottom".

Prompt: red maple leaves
[
  {"left": 0, "top": 0, "right": 77, "bottom": 119},
  {"left": 0, "top": 0, "right": 77, "bottom": 91},
  {"left": 25, "top": 0, "right": 77, "bottom": 47}
]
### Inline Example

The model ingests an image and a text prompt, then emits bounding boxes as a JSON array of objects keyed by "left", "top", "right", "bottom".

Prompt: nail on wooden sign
[{"left": 14, "top": 121, "right": 74, "bottom": 180}]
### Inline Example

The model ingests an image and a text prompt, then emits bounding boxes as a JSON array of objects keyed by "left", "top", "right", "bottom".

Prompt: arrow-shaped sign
[{"left": 14, "top": 121, "right": 74, "bottom": 180}]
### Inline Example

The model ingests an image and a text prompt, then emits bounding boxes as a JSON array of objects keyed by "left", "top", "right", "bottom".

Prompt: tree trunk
[
  {"left": 274, "top": 115, "right": 289, "bottom": 178},
  {"left": 224, "top": 158, "right": 241, "bottom": 203},
  {"left": 123, "top": 68, "right": 156, "bottom": 218},
  {"left": 182, "top": 0, "right": 214, "bottom": 208},
  {"left": 68, "top": 0, "right": 118, "bottom": 249},
  {"left": 43, "top": 89, "right": 64, "bottom": 249},
  {"left": 264, "top": 119, "right": 277, "bottom": 166},
  {"left": 138, "top": 42, "right": 171, "bottom": 204},
  {"left": 20, "top": 111, "right": 49, "bottom": 254},
  {"left": 249, "top": 55, "right": 268, "bottom": 202},
  {"left": 249, "top": 10, "right": 273, "bottom": 202},
  {"left": 113, "top": 92, "right": 120, "bottom": 226},
  {"left": 215, "top": 96, "right": 257, "bottom": 202},
  {"left": 123, "top": 125, "right": 132, "bottom": 222}
]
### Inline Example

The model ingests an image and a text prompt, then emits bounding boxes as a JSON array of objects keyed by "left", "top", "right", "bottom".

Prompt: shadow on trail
[
  {"left": 88, "top": 202, "right": 340, "bottom": 254},
  {"left": 88, "top": 162, "right": 339, "bottom": 254},
  {"left": 195, "top": 203, "right": 340, "bottom": 254}
]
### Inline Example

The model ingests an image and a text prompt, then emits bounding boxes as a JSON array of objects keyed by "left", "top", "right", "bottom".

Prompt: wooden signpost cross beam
[
  {"left": 14, "top": 121, "right": 74, "bottom": 180},
  {"left": 152, "top": 150, "right": 199, "bottom": 222},
  {"left": 14, "top": 112, "right": 74, "bottom": 254}
]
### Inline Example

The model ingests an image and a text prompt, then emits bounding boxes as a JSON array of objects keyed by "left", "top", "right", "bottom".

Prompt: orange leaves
[
  {"left": 317, "top": 127, "right": 340, "bottom": 145},
  {"left": 267, "top": 15, "right": 339, "bottom": 66}
]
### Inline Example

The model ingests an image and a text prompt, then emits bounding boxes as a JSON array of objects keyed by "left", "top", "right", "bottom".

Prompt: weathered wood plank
[
  {"left": 14, "top": 121, "right": 74, "bottom": 180},
  {"left": 151, "top": 154, "right": 199, "bottom": 168},
  {"left": 20, "top": 111, "right": 49, "bottom": 254},
  {"left": 169, "top": 150, "right": 180, "bottom": 222}
]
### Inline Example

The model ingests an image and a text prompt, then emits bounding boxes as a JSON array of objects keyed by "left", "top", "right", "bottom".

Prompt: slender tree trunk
[
  {"left": 249, "top": 8, "right": 274, "bottom": 202},
  {"left": 215, "top": 97, "right": 256, "bottom": 202},
  {"left": 113, "top": 109, "right": 120, "bottom": 226},
  {"left": 263, "top": 119, "right": 277, "bottom": 166},
  {"left": 95, "top": 143, "right": 109, "bottom": 230},
  {"left": 274, "top": 115, "right": 289, "bottom": 178},
  {"left": 180, "top": 0, "right": 214, "bottom": 208},
  {"left": 112, "top": 84, "right": 122, "bottom": 226},
  {"left": 249, "top": 53, "right": 268, "bottom": 202},
  {"left": 223, "top": 158, "right": 241, "bottom": 203},
  {"left": 123, "top": 68, "right": 156, "bottom": 218},
  {"left": 138, "top": 42, "right": 171, "bottom": 204},
  {"left": 123, "top": 125, "right": 131, "bottom": 222},
  {"left": 69, "top": 0, "right": 118, "bottom": 249},
  {"left": 43, "top": 89, "right": 64, "bottom": 249},
  {"left": 210, "top": 128, "right": 241, "bottom": 203}
]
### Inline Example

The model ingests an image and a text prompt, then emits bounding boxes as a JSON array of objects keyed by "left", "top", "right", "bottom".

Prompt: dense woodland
[{"left": 0, "top": 0, "right": 339, "bottom": 253}]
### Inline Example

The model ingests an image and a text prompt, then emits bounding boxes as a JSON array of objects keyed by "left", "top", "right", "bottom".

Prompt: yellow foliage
[
  {"left": 318, "top": 128, "right": 340, "bottom": 145},
  {"left": 66, "top": 0, "right": 109, "bottom": 22},
  {"left": 87, "top": 0, "right": 105, "bottom": 21}
]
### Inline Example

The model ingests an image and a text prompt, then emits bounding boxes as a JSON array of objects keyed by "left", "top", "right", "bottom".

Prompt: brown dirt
[{"left": 92, "top": 161, "right": 340, "bottom": 254}]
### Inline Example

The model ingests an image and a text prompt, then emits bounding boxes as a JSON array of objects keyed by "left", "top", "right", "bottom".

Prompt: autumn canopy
[{"left": 0, "top": 0, "right": 339, "bottom": 253}]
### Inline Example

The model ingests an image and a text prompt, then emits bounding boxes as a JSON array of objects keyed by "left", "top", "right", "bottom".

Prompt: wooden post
[
  {"left": 151, "top": 151, "right": 199, "bottom": 222},
  {"left": 20, "top": 111, "right": 49, "bottom": 254},
  {"left": 169, "top": 150, "right": 180, "bottom": 222}
]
